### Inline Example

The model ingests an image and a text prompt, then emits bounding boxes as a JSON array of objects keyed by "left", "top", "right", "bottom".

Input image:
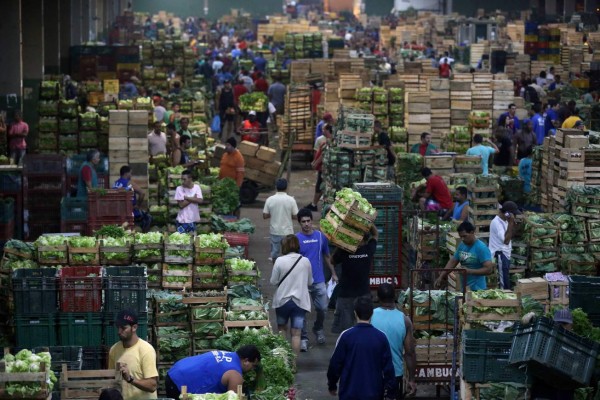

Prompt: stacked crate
[
  {"left": 86, "top": 190, "right": 134, "bottom": 235},
  {"left": 239, "top": 141, "right": 281, "bottom": 188},
  {"left": 450, "top": 79, "right": 472, "bottom": 127},
  {"left": 424, "top": 155, "right": 454, "bottom": 177},
  {"left": 428, "top": 79, "right": 450, "bottom": 143},
  {"left": 279, "top": 85, "right": 313, "bottom": 151},
  {"left": 184, "top": 292, "right": 226, "bottom": 354},
  {"left": 193, "top": 237, "right": 226, "bottom": 290},
  {"left": 491, "top": 80, "right": 515, "bottom": 121},
  {"left": 472, "top": 74, "right": 494, "bottom": 111},
  {"left": 553, "top": 130, "right": 587, "bottom": 210},
  {"left": 411, "top": 219, "right": 444, "bottom": 269},
  {"left": 324, "top": 82, "right": 339, "bottom": 119},
  {"left": 338, "top": 74, "right": 362, "bottom": 109},
  {"left": 524, "top": 214, "right": 559, "bottom": 276},
  {"left": 163, "top": 233, "right": 194, "bottom": 291},
  {"left": 406, "top": 92, "right": 431, "bottom": 148},
  {"left": 23, "top": 155, "right": 67, "bottom": 239},
  {"left": 584, "top": 147, "right": 600, "bottom": 186},
  {"left": 78, "top": 112, "right": 100, "bottom": 153},
  {"left": 38, "top": 81, "right": 60, "bottom": 154},
  {"left": 58, "top": 100, "right": 80, "bottom": 155},
  {"left": 469, "top": 177, "right": 499, "bottom": 234}
]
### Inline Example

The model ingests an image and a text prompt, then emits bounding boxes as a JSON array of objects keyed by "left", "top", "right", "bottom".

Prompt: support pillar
[
  {"left": 545, "top": 0, "right": 558, "bottom": 16},
  {"left": 22, "top": 0, "right": 44, "bottom": 142},
  {"left": 0, "top": 1, "right": 22, "bottom": 115},
  {"left": 44, "top": 0, "right": 60, "bottom": 74},
  {"left": 564, "top": 0, "right": 575, "bottom": 16},
  {"left": 60, "top": 0, "right": 72, "bottom": 73}
]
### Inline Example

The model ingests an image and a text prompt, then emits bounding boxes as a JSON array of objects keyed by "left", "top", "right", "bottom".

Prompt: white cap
[{"left": 249, "top": 111, "right": 257, "bottom": 116}]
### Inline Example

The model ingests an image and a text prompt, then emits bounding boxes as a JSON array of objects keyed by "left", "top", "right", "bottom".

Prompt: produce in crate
[
  {"left": 35, "top": 235, "right": 67, "bottom": 261},
  {"left": 134, "top": 231, "right": 162, "bottom": 259},
  {"left": 196, "top": 233, "right": 229, "bottom": 250},
  {"left": 165, "top": 232, "right": 194, "bottom": 258},
  {"left": 388, "top": 87, "right": 404, "bottom": 103},
  {"left": 68, "top": 236, "right": 98, "bottom": 263},
  {"left": 212, "top": 178, "right": 240, "bottom": 215},
  {"left": 1, "top": 349, "right": 57, "bottom": 397},
  {"left": 238, "top": 92, "right": 268, "bottom": 112},
  {"left": 183, "top": 393, "right": 238, "bottom": 400},
  {"left": 156, "top": 326, "right": 191, "bottom": 362}
]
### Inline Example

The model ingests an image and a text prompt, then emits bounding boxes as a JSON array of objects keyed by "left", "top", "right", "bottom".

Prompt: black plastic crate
[
  {"left": 104, "top": 276, "right": 147, "bottom": 313},
  {"left": 353, "top": 182, "right": 403, "bottom": 202},
  {"left": 0, "top": 173, "right": 21, "bottom": 192},
  {"left": 81, "top": 346, "right": 108, "bottom": 370},
  {"left": 12, "top": 268, "right": 58, "bottom": 314},
  {"left": 103, "top": 312, "right": 148, "bottom": 346},
  {"left": 104, "top": 266, "right": 147, "bottom": 277},
  {"left": 462, "top": 330, "right": 525, "bottom": 383},
  {"left": 32, "top": 346, "right": 82, "bottom": 371},
  {"left": 569, "top": 276, "right": 600, "bottom": 320}
]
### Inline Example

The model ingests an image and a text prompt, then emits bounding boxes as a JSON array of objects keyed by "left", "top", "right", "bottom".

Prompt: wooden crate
[
  {"left": 463, "top": 291, "right": 521, "bottom": 326},
  {"left": 548, "top": 281, "right": 569, "bottom": 307},
  {"left": 161, "top": 264, "right": 193, "bottom": 290},
  {"left": 0, "top": 360, "right": 51, "bottom": 400},
  {"left": 515, "top": 277, "right": 548, "bottom": 301},
  {"left": 67, "top": 243, "right": 100, "bottom": 266},
  {"left": 424, "top": 155, "right": 454, "bottom": 169},
  {"left": 454, "top": 156, "right": 482, "bottom": 174},
  {"left": 37, "top": 244, "right": 68, "bottom": 265},
  {"left": 322, "top": 214, "right": 363, "bottom": 253},
  {"left": 133, "top": 242, "right": 163, "bottom": 263},
  {"left": 415, "top": 337, "right": 455, "bottom": 364},
  {"left": 164, "top": 233, "right": 194, "bottom": 264},
  {"left": 329, "top": 199, "right": 377, "bottom": 233},
  {"left": 60, "top": 366, "right": 120, "bottom": 400},
  {"left": 99, "top": 239, "right": 132, "bottom": 265}
]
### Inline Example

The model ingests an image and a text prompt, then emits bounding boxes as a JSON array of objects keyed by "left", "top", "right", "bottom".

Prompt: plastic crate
[
  {"left": 87, "top": 190, "right": 133, "bottom": 221},
  {"left": 509, "top": 317, "right": 599, "bottom": 388},
  {"left": 66, "top": 155, "right": 108, "bottom": 176},
  {"left": 81, "top": 346, "right": 108, "bottom": 370},
  {"left": 59, "top": 266, "right": 103, "bottom": 312},
  {"left": 569, "top": 275, "right": 600, "bottom": 315},
  {"left": 102, "top": 312, "right": 149, "bottom": 346},
  {"left": 23, "top": 154, "right": 66, "bottom": 176},
  {"left": 0, "top": 173, "right": 21, "bottom": 192},
  {"left": 12, "top": 268, "right": 58, "bottom": 314},
  {"left": 15, "top": 313, "right": 58, "bottom": 347},
  {"left": 462, "top": 330, "right": 526, "bottom": 383},
  {"left": 58, "top": 312, "right": 103, "bottom": 346},
  {"left": 32, "top": 346, "right": 83, "bottom": 371},
  {"left": 352, "top": 182, "right": 403, "bottom": 202},
  {"left": 104, "top": 276, "right": 147, "bottom": 313},
  {"left": 104, "top": 266, "right": 146, "bottom": 277},
  {"left": 0, "top": 199, "right": 14, "bottom": 223},
  {"left": 60, "top": 220, "right": 87, "bottom": 234},
  {"left": 60, "top": 197, "right": 88, "bottom": 221}
]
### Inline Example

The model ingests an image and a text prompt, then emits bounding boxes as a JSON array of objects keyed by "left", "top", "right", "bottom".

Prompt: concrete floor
[{"left": 240, "top": 161, "right": 447, "bottom": 400}]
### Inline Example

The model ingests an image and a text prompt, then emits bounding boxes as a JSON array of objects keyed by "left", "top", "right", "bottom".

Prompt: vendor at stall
[
  {"left": 76, "top": 149, "right": 100, "bottom": 198},
  {"left": 165, "top": 345, "right": 261, "bottom": 399},
  {"left": 434, "top": 221, "right": 494, "bottom": 291}
]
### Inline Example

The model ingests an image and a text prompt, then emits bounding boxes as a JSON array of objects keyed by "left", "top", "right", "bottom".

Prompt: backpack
[
  {"left": 524, "top": 86, "right": 539, "bottom": 104},
  {"left": 439, "top": 60, "right": 451, "bottom": 78}
]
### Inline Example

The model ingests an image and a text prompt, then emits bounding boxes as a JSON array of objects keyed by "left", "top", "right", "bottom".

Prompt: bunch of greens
[
  {"left": 195, "top": 265, "right": 223, "bottom": 277},
  {"left": 100, "top": 236, "right": 131, "bottom": 261},
  {"left": 183, "top": 392, "right": 238, "bottom": 400},
  {"left": 35, "top": 235, "right": 67, "bottom": 260},
  {"left": 193, "top": 307, "right": 224, "bottom": 320},
  {"left": 4, "top": 239, "right": 35, "bottom": 259},
  {"left": 197, "top": 233, "right": 229, "bottom": 249},
  {"left": 134, "top": 232, "right": 163, "bottom": 259},
  {"left": 226, "top": 310, "right": 268, "bottom": 321},
  {"left": 239, "top": 92, "right": 268, "bottom": 112},
  {"left": 230, "top": 298, "right": 263, "bottom": 308},
  {"left": 68, "top": 236, "right": 98, "bottom": 263},
  {"left": 166, "top": 232, "right": 193, "bottom": 258},
  {"left": 560, "top": 253, "right": 596, "bottom": 275},
  {"left": 152, "top": 291, "right": 187, "bottom": 317},
  {"left": 469, "top": 290, "right": 518, "bottom": 315},
  {"left": 2, "top": 349, "right": 57, "bottom": 397},
  {"left": 228, "top": 284, "right": 262, "bottom": 300},
  {"left": 389, "top": 87, "right": 404, "bottom": 102},
  {"left": 210, "top": 215, "right": 255, "bottom": 234},
  {"left": 4, "top": 259, "right": 38, "bottom": 269},
  {"left": 94, "top": 225, "right": 127, "bottom": 238},
  {"left": 225, "top": 246, "right": 246, "bottom": 259},
  {"left": 213, "top": 327, "right": 294, "bottom": 395},
  {"left": 212, "top": 178, "right": 240, "bottom": 215},
  {"left": 478, "top": 382, "right": 528, "bottom": 400},
  {"left": 226, "top": 258, "right": 255, "bottom": 271},
  {"left": 398, "top": 289, "right": 458, "bottom": 325},
  {"left": 193, "top": 321, "right": 224, "bottom": 337},
  {"left": 551, "top": 214, "right": 587, "bottom": 243},
  {"left": 334, "top": 188, "right": 376, "bottom": 216},
  {"left": 156, "top": 327, "right": 190, "bottom": 362}
]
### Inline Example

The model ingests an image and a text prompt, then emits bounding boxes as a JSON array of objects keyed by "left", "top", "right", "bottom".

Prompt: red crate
[
  {"left": 223, "top": 232, "right": 249, "bottom": 258},
  {"left": 0, "top": 220, "right": 15, "bottom": 240},
  {"left": 88, "top": 190, "right": 133, "bottom": 221},
  {"left": 59, "top": 266, "right": 103, "bottom": 312},
  {"left": 61, "top": 220, "right": 87, "bottom": 234}
]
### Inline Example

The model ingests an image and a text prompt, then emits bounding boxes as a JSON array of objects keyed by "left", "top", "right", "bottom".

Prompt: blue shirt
[
  {"left": 532, "top": 113, "right": 546, "bottom": 145},
  {"left": 544, "top": 109, "right": 558, "bottom": 136},
  {"left": 253, "top": 56, "right": 266, "bottom": 72},
  {"left": 315, "top": 120, "right": 326, "bottom": 143},
  {"left": 296, "top": 230, "right": 330, "bottom": 284},
  {"left": 371, "top": 308, "right": 407, "bottom": 377},
  {"left": 497, "top": 112, "right": 520, "bottom": 134},
  {"left": 452, "top": 200, "right": 469, "bottom": 221},
  {"left": 466, "top": 145, "right": 496, "bottom": 175},
  {"left": 453, "top": 239, "right": 492, "bottom": 291},
  {"left": 168, "top": 351, "right": 242, "bottom": 394},
  {"left": 519, "top": 157, "right": 532, "bottom": 193}
]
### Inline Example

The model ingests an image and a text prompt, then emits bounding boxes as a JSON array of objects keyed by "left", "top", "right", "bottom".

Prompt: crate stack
[
  {"left": 472, "top": 74, "right": 494, "bottom": 111},
  {"left": 193, "top": 236, "right": 226, "bottom": 290},
  {"left": 468, "top": 176, "right": 499, "bottom": 234},
  {"left": 552, "top": 129, "right": 588, "bottom": 210},
  {"left": 338, "top": 74, "right": 362, "bottom": 108},
  {"left": 443, "top": 126, "right": 471, "bottom": 153},
  {"left": 279, "top": 85, "right": 313, "bottom": 151},
  {"left": 324, "top": 82, "right": 340, "bottom": 119},
  {"left": 523, "top": 213, "right": 559, "bottom": 276},
  {"left": 428, "top": 79, "right": 450, "bottom": 144},
  {"left": 78, "top": 112, "right": 100, "bottom": 153},
  {"left": 184, "top": 291, "right": 226, "bottom": 354},
  {"left": 162, "top": 233, "right": 194, "bottom": 291},
  {"left": 133, "top": 234, "right": 163, "bottom": 287},
  {"left": 540, "top": 137, "right": 554, "bottom": 211},
  {"left": 58, "top": 100, "right": 80, "bottom": 155},
  {"left": 38, "top": 81, "right": 60, "bottom": 153},
  {"left": 23, "top": 155, "right": 67, "bottom": 239},
  {"left": 491, "top": 80, "right": 515, "bottom": 121},
  {"left": 450, "top": 79, "right": 472, "bottom": 128},
  {"left": 238, "top": 141, "right": 281, "bottom": 188},
  {"left": 225, "top": 289, "right": 270, "bottom": 332},
  {"left": 584, "top": 147, "right": 600, "bottom": 186},
  {"left": 406, "top": 92, "right": 432, "bottom": 148},
  {"left": 423, "top": 155, "right": 454, "bottom": 177}
]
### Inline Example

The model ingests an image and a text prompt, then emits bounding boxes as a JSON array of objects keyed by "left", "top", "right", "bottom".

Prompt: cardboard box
[
  {"left": 245, "top": 168, "right": 274, "bottom": 186},
  {"left": 129, "top": 125, "right": 149, "bottom": 139},
  {"left": 109, "top": 124, "right": 128, "bottom": 138},
  {"left": 256, "top": 146, "right": 277, "bottom": 163},
  {"left": 129, "top": 110, "right": 150, "bottom": 126},
  {"left": 238, "top": 141, "right": 259, "bottom": 157},
  {"left": 245, "top": 156, "right": 266, "bottom": 170},
  {"left": 109, "top": 138, "right": 128, "bottom": 151},
  {"left": 264, "top": 161, "right": 281, "bottom": 176},
  {"left": 109, "top": 110, "right": 129, "bottom": 125},
  {"left": 128, "top": 138, "right": 148, "bottom": 152}
]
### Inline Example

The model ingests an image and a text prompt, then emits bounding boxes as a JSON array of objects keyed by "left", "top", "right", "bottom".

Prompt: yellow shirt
[
  {"left": 562, "top": 116, "right": 582, "bottom": 129},
  {"left": 108, "top": 339, "right": 159, "bottom": 400}
]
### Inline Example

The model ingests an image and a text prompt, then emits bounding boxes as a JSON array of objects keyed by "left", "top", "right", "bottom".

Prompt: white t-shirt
[
  {"left": 489, "top": 215, "right": 511, "bottom": 258},
  {"left": 263, "top": 192, "right": 299, "bottom": 236},
  {"left": 175, "top": 184, "right": 203, "bottom": 223}
]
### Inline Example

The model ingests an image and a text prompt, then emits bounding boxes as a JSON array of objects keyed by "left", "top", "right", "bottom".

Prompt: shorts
[
  {"left": 270, "top": 234, "right": 284, "bottom": 260},
  {"left": 315, "top": 171, "right": 323, "bottom": 193},
  {"left": 276, "top": 299, "right": 306, "bottom": 329},
  {"left": 176, "top": 222, "right": 196, "bottom": 233}
]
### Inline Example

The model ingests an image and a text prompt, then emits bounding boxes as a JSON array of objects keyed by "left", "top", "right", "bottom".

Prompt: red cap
[{"left": 323, "top": 112, "right": 333, "bottom": 121}]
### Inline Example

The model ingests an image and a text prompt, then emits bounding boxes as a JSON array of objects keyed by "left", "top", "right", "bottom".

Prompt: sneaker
[
  {"left": 305, "top": 203, "right": 318, "bottom": 212},
  {"left": 315, "top": 330, "right": 326, "bottom": 345},
  {"left": 300, "top": 339, "right": 308, "bottom": 352},
  {"left": 268, "top": 257, "right": 273, "bottom": 262}
]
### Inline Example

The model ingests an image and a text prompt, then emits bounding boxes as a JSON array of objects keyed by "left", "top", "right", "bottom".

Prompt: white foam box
[{"left": 109, "top": 110, "right": 129, "bottom": 125}]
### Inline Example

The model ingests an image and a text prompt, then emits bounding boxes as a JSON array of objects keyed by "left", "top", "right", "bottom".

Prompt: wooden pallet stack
[
  {"left": 491, "top": 80, "right": 515, "bottom": 121},
  {"left": 552, "top": 129, "right": 588, "bottom": 210},
  {"left": 584, "top": 147, "right": 600, "bottom": 186},
  {"left": 429, "top": 79, "right": 451, "bottom": 142},
  {"left": 290, "top": 60, "right": 311, "bottom": 84},
  {"left": 279, "top": 85, "right": 313, "bottom": 150},
  {"left": 397, "top": 73, "right": 421, "bottom": 93},
  {"left": 406, "top": 92, "right": 432, "bottom": 148},
  {"left": 184, "top": 291, "right": 226, "bottom": 354},
  {"left": 450, "top": 78, "right": 472, "bottom": 127},
  {"left": 338, "top": 74, "right": 362, "bottom": 109},
  {"left": 470, "top": 43, "right": 489, "bottom": 68},
  {"left": 238, "top": 141, "right": 280, "bottom": 187},
  {"left": 472, "top": 74, "right": 493, "bottom": 111},
  {"left": 324, "top": 81, "right": 339, "bottom": 119},
  {"left": 469, "top": 176, "right": 499, "bottom": 234}
]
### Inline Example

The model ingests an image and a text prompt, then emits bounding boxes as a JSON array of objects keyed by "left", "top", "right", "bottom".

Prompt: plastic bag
[
  {"left": 211, "top": 115, "right": 221, "bottom": 133},
  {"left": 326, "top": 278, "right": 337, "bottom": 299}
]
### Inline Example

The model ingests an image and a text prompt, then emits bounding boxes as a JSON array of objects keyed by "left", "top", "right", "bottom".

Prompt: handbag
[
  {"left": 210, "top": 115, "right": 221, "bottom": 133},
  {"left": 278, "top": 256, "right": 303, "bottom": 286}
]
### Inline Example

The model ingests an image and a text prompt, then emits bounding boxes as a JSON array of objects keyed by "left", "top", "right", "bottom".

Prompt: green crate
[
  {"left": 0, "top": 198, "right": 14, "bottom": 223},
  {"left": 509, "top": 317, "right": 599, "bottom": 388},
  {"left": 58, "top": 313, "right": 103, "bottom": 346},
  {"left": 13, "top": 268, "right": 58, "bottom": 314},
  {"left": 102, "top": 312, "right": 148, "bottom": 346},
  {"left": 462, "top": 330, "right": 526, "bottom": 383},
  {"left": 15, "top": 314, "right": 57, "bottom": 348},
  {"left": 60, "top": 197, "right": 88, "bottom": 222}
]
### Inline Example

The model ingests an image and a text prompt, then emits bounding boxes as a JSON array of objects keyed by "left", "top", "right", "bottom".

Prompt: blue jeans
[
  {"left": 301, "top": 282, "right": 328, "bottom": 341},
  {"left": 495, "top": 251, "right": 511, "bottom": 289},
  {"left": 270, "top": 234, "right": 284, "bottom": 260},
  {"left": 276, "top": 299, "right": 306, "bottom": 329}
]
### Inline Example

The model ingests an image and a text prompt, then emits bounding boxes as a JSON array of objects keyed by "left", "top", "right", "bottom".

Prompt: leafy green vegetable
[
  {"left": 1, "top": 349, "right": 57, "bottom": 397},
  {"left": 212, "top": 178, "right": 240, "bottom": 215},
  {"left": 226, "top": 258, "right": 255, "bottom": 271},
  {"left": 182, "top": 391, "right": 238, "bottom": 400},
  {"left": 196, "top": 233, "right": 230, "bottom": 249}
]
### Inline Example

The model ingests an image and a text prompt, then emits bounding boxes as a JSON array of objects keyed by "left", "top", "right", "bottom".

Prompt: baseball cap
[
  {"left": 574, "top": 120, "right": 584, "bottom": 128},
  {"left": 249, "top": 110, "right": 257, "bottom": 116},
  {"left": 276, "top": 178, "right": 288, "bottom": 190},
  {"left": 226, "top": 137, "right": 237, "bottom": 148},
  {"left": 501, "top": 201, "right": 521, "bottom": 215},
  {"left": 554, "top": 308, "right": 573, "bottom": 324},
  {"left": 115, "top": 310, "right": 138, "bottom": 327},
  {"left": 323, "top": 112, "right": 333, "bottom": 121}
]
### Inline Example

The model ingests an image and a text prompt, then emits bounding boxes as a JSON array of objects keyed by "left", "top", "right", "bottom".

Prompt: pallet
[{"left": 60, "top": 365, "right": 120, "bottom": 400}]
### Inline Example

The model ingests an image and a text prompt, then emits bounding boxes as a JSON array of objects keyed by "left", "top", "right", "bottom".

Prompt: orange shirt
[{"left": 219, "top": 149, "right": 245, "bottom": 187}]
